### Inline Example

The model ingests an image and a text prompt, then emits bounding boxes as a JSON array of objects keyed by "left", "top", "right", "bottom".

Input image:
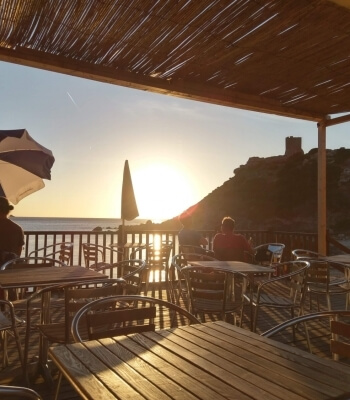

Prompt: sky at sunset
[{"left": 1, "top": 61, "right": 350, "bottom": 221}]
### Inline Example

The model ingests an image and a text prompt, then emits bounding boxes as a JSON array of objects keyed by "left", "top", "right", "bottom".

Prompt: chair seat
[
  {"left": 247, "top": 293, "right": 296, "bottom": 308},
  {"left": 308, "top": 282, "right": 350, "bottom": 294},
  {"left": 91, "top": 262, "right": 111, "bottom": 271},
  {"left": 191, "top": 297, "right": 240, "bottom": 314},
  {"left": 0, "top": 311, "right": 11, "bottom": 329}
]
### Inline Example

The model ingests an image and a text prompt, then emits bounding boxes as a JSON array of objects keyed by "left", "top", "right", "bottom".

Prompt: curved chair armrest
[
  {"left": 261, "top": 310, "right": 350, "bottom": 338},
  {"left": 71, "top": 294, "right": 201, "bottom": 342},
  {"left": 0, "top": 385, "right": 43, "bottom": 399}
]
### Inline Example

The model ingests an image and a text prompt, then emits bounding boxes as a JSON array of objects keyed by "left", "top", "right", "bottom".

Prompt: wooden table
[
  {"left": 0, "top": 266, "right": 107, "bottom": 383},
  {"left": 49, "top": 321, "right": 350, "bottom": 400},
  {"left": 325, "top": 254, "right": 350, "bottom": 264},
  {"left": 189, "top": 260, "right": 274, "bottom": 274},
  {"left": 0, "top": 266, "right": 106, "bottom": 289}
]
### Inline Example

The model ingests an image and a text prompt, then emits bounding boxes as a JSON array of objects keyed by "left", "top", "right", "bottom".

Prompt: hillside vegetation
[{"left": 157, "top": 147, "right": 350, "bottom": 234}]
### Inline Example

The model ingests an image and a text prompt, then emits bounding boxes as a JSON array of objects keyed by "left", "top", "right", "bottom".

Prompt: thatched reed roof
[{"left": 1, "top": 0, "right": 350, "bottom": 122}]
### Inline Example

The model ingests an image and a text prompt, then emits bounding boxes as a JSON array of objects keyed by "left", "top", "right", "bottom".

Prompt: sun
[{"left": 132, "top": 163, "right": 197, "bottom": 222}]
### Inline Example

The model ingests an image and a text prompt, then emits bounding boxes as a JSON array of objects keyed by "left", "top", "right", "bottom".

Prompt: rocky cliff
[{"left": 157, "top": 147, "right": 350, "bottom": 234}]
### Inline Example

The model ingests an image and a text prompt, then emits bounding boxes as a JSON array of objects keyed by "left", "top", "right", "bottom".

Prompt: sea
[{"left": 10, "top": 217, "right": 149, "bottom": 232}]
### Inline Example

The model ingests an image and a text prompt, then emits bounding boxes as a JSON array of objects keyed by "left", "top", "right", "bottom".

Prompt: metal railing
[{"left": 22, "top": 229, "right": 320, "bottom": 266}]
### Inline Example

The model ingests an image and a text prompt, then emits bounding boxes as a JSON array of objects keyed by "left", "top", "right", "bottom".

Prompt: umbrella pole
[{"left": 122, "top": 218, "right": 126, "bottom": 245}]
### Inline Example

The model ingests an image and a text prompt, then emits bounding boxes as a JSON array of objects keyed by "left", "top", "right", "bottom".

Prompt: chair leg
[
  {"left": 303, "top": 319, "right": 312, "bottom": 353},
  {"left": 54, "top": 371, "right": 63, "bottom": 400},
  {"left": 252, "top": 305, "right": 259, "bottom": 333},
  {"left": 1, "top": 331, "right": 8, "bottom": 368},
  {"left": 239, "top": 302, "right": 245, "bottom": 328},
  {"left": 327, "top": 294, "right": 332, "bottom": 311},
  {"left": 11, "top": 326, "right": 24, "bottom": 372}
]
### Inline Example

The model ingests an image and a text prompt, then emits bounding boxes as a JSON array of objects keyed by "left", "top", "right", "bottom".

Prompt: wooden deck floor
[{"left": 0, "top": 283, "right": 349, "bottom": 400}]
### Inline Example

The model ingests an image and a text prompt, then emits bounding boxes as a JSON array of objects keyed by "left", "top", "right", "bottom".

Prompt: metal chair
[
  {"left": 24, "top": 278, "right": 124, "bottom": 383},
  {"left": 94, "top": 259, "right": 147, "bottom": 295},
  {"left": 0, "top": 385, "right": 43, "bottom": 399},
  {"left": 131, "top": 241, "right": 173, "bottom": 294},
  {"left": 291, "top": 249, "right": 325, "bottom": 260},
  {"left": 254, "top": 243, "right": 285, "bottom": 266},
  {"left": 261, "top": 310, "right": 350, "bottom": 359},
  {"left": 240, "top": 260, "right": 310, "bottom": 333},
  {"left": 71, "top": 295, "right": 200, "bottom": 342},
  {"left": 181, "top": 265, "right": 245, "bottom": 324},
  {"left": 306, "top": 260, "right": 350, "bottom": 311},
  {"left": 82, "top": 243, "right": 123, "bottom": 270},
  {"left": 170, "top": 253, "right": 218, "bottom": 305},
  {"left": 28, "top": 242, "right": 74, "bottom": 265},
  {"left": 0, "top": 299, "right": 23, "bottom": 370}
]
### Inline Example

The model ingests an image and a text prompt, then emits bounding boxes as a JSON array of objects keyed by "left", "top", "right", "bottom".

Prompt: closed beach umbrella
[
  {"left": 0, "top": 129, "right": 55, "bottom": 204},
  {"left": 121, "top": 160, "right": 139, "bottom": 245},
  {"left": 121, "top": 160, "right": 139, "bottom": 221}
]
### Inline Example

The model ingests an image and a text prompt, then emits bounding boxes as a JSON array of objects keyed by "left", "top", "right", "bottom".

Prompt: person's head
[
  {"left": 221, "top": 216, "right": 235, "bottom": 233},
  {"left": 0, "top": 196, "right": 14, "bottom": 216}
]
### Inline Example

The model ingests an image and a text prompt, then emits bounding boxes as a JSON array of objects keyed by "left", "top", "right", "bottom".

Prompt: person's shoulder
[{"left": 5, "top": 218, "right": 23, "bottom": 231}]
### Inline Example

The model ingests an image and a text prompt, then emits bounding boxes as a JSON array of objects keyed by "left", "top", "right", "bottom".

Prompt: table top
[
  {"left": 49, "top": 321, "right": 350, "bottom": 400},
  {"left": 190, "top": 260, "right": 275, "bottom": 274},
  {"left": 325, "top": 254, "right": 350, "bottom": 264},
  {"left": 110, "top": 242, "right": 147, "bottom": 249},
  {"left": 0, "top": 266, "right": 106, "bottom": 289}
]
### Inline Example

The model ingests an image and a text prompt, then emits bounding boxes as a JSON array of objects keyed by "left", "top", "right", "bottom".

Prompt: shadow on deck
[{"left": 0, "top": 283, "right": 349, "bottom": 400}]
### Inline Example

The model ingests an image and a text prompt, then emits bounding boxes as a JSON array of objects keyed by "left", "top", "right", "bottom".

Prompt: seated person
[
  {"left": 213, "top": 216, "right": 253, "bottom": 261},
  {"left": 178, "top": 213, "right": 208, "bottom": 253}
]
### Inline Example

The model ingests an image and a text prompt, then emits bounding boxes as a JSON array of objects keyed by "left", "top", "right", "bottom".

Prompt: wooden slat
[
  {"left": 113, "top": 333, "right": 247, "bottom": 400},
  {"left": 149, "top": 329, "right": 331, "bottom": 400},
  {"left": 156, "top": 325, "right": 343, "bottom": 399}
]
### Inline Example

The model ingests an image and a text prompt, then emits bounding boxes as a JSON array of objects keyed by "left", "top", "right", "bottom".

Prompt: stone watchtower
[{"left": 285, "top": 136, "right": 304, "bottom": 157}]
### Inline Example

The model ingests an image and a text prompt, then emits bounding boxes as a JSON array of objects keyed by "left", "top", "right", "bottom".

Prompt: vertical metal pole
[{"left": 317, "top": 121, "right": 327, "bottom": 255}]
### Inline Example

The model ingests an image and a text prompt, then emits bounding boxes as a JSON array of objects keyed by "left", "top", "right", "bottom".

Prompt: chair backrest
[
  {"left": 82, "top": 243, "right": 105, "bottom": 267},
  {"left": 146, "top": 242, "right": 173, "bottom": 268},
  {"left": 71, "top": 295, "right": 200, "bottom": 342},
  {"left": 291, "top": 249, "right": 325, "bottom": 260},
  {"left": 26, "top": 279, "right": 124, "bottom": 344},
  {"left": 306, "top": 260, "right": 329, "bottom": 288},
  {"left": 254, "top": 243, "right": 285, "bottom": 265},
  {"left": 93, "top": 259, "right": 146, "bottom": 294},
  {"left": 171, "top": 253, "right": 188, "bottom": 272},
  {"left": 0, "top": 385, "right": 43, "bottom": 399},
  {"left": 181, "top": 265, "right": 241, "bottom": 316},
  {"left": 64, "top": 281, "right": 125, "bottom": 341},
  {"left": 28, "top": 242, "right": 73, "bottom": 266},
  {"left": 331, "top": 319, "right": 350, "bottom": 360}
]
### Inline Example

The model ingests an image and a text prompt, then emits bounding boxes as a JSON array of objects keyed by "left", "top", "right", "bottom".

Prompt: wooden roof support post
[{"left": 317, "top": 120, "right": 327, "bottom": 255}]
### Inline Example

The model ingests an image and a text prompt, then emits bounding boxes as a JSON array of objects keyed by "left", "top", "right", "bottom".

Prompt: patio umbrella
[
  {"left": 0, "top": 129, "right": 55, "bottom": 204},
  {"left": 121, "top": 160, "right": 139, "bottom": 242}
]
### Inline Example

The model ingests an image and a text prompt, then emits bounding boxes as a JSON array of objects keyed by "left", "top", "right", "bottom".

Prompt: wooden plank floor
[{"left": 0, "top": 282, "right": 349, "bottom": 400}]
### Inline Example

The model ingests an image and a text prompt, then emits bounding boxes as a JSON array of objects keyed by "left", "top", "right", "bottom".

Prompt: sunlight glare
[{"left": 132, "top": 163, "right": 197, "bottom": 221}]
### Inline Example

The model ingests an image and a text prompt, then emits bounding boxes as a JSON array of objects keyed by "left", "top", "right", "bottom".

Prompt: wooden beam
[
  {"left": 318, "top": 121, "right": 327, "bottom": 255},
  {"left": 325, "top": 114, "right": 350, "bottom": 127},
  {"left": 0, "top": 46, "right": 325, "bottom": 122}
]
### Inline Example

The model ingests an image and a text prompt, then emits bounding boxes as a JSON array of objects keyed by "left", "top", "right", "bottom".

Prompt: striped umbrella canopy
[{"left": 0, "top": 129, "right": 55, "bottom": 205}]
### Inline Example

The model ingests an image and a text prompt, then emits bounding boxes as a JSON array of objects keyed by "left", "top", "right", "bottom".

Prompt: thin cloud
[{"left": 67, "top": 91, "right": 79, "bottom": 109}]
